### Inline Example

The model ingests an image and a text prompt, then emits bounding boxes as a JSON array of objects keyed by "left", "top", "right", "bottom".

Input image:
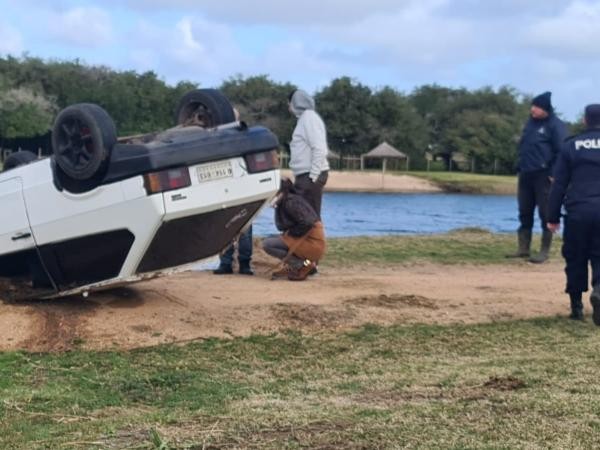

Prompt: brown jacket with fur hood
[{"left": 274, "top": 186, "right": 326, "bottom": 261}]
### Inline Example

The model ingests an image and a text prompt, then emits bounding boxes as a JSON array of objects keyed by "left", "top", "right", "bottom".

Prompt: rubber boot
[
  {"left": 591, "top": 287, "right": 600, "bottom": 326},
  {"left": 529, "top": 230, "right": 552, "bottom": 263},
  {"left": 569, "top": 292, "right": 584, "bottom": 321},
  {"left": 506, "top": 229, "right": 531, "bottom": 258}
]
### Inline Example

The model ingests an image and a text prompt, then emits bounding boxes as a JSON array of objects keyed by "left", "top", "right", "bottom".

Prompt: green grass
[
  {"left": 325, "top": 228, "right": 560, "bottom": 266},
  {"left": 2, "top": 319, "right": 600, "bottom": 448},
  {"left": 409, "top": 171, "right": 517, "bottom": 195},
  {"left": 0, "top": 232, "right": 577, "bottom": 448}
]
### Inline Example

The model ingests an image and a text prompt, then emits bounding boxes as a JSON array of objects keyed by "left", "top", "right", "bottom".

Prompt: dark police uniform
[
  {"left": 509, "top": 91, "right": 568, "bottom": 262},
  {"left": 548, "top": 107, "right": 600, "bottom": 322},
  {"left": 516, "top": 112, "right": 568, "bottom": 260}
]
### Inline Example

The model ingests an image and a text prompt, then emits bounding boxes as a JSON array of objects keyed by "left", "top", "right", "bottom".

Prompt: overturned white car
[{"left": 0, "top": 89, "right": 280, "bottom": 300}]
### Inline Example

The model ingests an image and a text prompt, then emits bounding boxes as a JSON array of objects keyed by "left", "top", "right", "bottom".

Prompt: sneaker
[
  {"left": 591, "top": 288, "right": 600, "bottom": 326},
  {"left": 287, "top": 260, "right": 316, "bottom": 281},
  {"left": 213, "top": 264, "right": 233, "bottom": 275},
  {"left": 271, "top": 265, "right": 291, "bottom": 280}
]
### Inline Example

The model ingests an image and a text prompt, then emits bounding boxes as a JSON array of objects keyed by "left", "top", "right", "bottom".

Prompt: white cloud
[
  {"left": 47, "top": 6, "right": 114, "bottom": 48},
  {"left": 523, "top": 0, "right": 600, "bottom": 58},
  {"left": 258, "top": 40, "right": 342, "bottom": 89},
  {"left": 0, "top": 22, "right": 24, "bottom": 55},
  {"left": 126, "top": 16, "right": 252, "bottom": 85},
  {"left": 122, "top": 14, "right": 349, "bottom": 92},
  {"left": 327, "top": 4, "right": 474, "bottom": 65},
  {"left": 114, "top": 0, "right": 416, "bottom": 24}
]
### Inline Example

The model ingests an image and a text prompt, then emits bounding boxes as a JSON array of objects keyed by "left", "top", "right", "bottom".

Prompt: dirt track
[{"left": 0, "top": 249, "right": 572, "bottom": 352}]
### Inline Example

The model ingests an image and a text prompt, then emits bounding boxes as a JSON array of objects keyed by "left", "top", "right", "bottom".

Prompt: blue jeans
[{"left": 219, "top": 226, "right": 253, "bottom": 266}]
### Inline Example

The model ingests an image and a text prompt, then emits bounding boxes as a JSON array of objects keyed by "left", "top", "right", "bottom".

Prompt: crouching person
[{"left": 263, "top": 178, "right": 325, "bottom": 281}]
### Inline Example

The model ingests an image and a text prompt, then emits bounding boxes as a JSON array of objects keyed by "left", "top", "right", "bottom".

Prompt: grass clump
[{"left": 325, "top": 229, "right": 561, "bottom": 266}]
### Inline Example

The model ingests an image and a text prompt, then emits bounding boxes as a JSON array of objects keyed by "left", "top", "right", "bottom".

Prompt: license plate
[{"left": 195, "top": 161, "right": 233, "bottom": 183}]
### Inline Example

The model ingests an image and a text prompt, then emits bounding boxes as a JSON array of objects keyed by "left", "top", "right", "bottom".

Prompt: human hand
[
  {"left": 547, "top": 223, "right": 560, "bottom": 233},
  {"left": 548, "top": 176, "right": 554, "bottom": 183}
]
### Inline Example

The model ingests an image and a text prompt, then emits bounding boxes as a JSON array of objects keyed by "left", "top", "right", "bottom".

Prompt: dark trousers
[
  {"left": 294, "top": 171, "right": 328, "bottom": 219},
  {"left": 518, "top": 170, "right": 551, "bottom": 232},
  {"left": 262, "top": 236, "right": 303, "bottom": 268},
  {"left": 562, "top": 215, "right": 600, "bottom": 293},
  {"left": 220, "top": 226, "right": 252, "bottom": 266}
]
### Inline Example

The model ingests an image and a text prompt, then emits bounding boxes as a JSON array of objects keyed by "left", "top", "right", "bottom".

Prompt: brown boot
[
  {"left": 271, "top": 265, "right": 291, "bottom": 280},
  {"left": 287, "top": 260, "right": 316, "bottom": 281}
]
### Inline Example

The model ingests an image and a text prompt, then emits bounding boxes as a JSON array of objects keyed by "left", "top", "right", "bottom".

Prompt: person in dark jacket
[
  {"left": 547, "top": 104, "right": 600, "bottom": 323},
  {"left": 507, "top": 91, "right": 568, "bottom": 263},
  {"left": 262, "top": 178, "right": 326, "bottom": 281}
]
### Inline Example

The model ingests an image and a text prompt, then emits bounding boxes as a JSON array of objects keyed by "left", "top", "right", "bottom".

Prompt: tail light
[
  {"left": 143, "top": 167, "right": 191, "bottom": 195},
  {"left": 245, "top": 150, "right": 279, "bottom": 173}
]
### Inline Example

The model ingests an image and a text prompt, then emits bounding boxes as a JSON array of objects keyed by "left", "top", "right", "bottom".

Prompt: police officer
[
  {"left": 547, "top": 104, "right": 600, "bottom": 323},
  {"left": 508, "top": 91, "right": 568, "bottom": 263}
]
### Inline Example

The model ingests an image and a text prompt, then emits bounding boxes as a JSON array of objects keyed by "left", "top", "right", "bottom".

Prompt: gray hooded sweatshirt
[{"left": 289, "top": 90, "right": 330, "bottom": 181}]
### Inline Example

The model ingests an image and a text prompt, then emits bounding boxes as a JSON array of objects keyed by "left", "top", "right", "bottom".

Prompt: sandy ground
[
  {"left": 284, "top": 170, "right": 442, "bottom": 193},
  {"left": 0, "top": 172, "right": 550, "bottom": 353},
  {"left": 0, "top": 245, "right": 573, "bottom": 352}
]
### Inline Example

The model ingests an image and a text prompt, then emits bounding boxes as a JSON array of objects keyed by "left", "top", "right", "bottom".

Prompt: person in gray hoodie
[{"left": 288, "top": 89, "right": 330, "bottom": 218}]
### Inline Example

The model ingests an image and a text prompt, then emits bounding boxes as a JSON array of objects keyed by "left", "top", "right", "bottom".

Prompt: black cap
[
  {"left": 585, "top": 104, "right": 600, "bottom": 128},
  {"left": 531, "top": 91, "right": 553, "bottom": 113}
]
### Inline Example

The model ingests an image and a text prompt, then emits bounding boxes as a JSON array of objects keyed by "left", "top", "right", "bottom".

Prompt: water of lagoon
[{"left": 252, "top": 192, "right": 541, "bottom": 237}]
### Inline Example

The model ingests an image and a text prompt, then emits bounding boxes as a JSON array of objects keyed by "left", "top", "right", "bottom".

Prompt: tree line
[{"left": 0, "top": 55, "right": 576, "bottom": 173}]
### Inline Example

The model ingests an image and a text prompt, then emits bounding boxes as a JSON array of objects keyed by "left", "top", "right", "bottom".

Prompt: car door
[
  {"left": 0, "top": 177, "right": 35, "bottom": 254},
  {"left": 0, "top": 176, "right": 57, "bottom": 300}
]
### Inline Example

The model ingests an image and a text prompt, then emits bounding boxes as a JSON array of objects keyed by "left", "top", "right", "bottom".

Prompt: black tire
[
  {"left": 51, "top": 103, "right": 117, "bottom": 181},
  {"left": 175, "top": 89, "right": 235, "bottom": 127},
  {"left": 3, "top": 151, "right": 37, "bottom": 171}
]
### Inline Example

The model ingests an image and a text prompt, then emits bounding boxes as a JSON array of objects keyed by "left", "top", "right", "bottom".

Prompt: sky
[{"left": 1, "top": 0, "right": 599, "bottom": 121}]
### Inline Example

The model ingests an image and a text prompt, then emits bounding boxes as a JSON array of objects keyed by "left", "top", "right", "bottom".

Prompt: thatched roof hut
[
  {"left": 363, "top": 142, "right": 407, "bottom": 159},
  {"left": 361, "top": 142, "right": 409, "bottom": 172}
]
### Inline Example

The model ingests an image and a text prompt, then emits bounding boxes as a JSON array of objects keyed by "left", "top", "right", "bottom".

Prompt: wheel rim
[{"left": 56, "top": 117, "right": 95, "bottom": 171}]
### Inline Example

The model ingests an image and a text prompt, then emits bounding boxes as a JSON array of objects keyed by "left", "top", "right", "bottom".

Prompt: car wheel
[
  {"left": 3, "top": 150, "right": 37, "bottom": 171},
  {"left": 175, "top": 89, "right": 236, "bottom": 127},
  {"left": 51, "top": 103, "right": 117, "bottom": 181}
]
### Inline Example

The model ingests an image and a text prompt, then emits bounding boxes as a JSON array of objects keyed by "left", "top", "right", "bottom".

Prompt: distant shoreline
[
  {"left": 281, "top": 170, "right": 517, "bottom": 195},
  {"left": 281, "top": 170, "right": 441, "bottom": 194}
]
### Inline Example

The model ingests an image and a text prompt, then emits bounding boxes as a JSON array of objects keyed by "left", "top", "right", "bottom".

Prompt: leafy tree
[
  {"left": 411, "top": 84, "right": 529, "bottom": 172},
  {"left": 369, "top": 86, "right": 429, "bottom": 168},
  {"left": 0, "top": 87, "right": 56, "bottom": 138},
  {"left": 0, "top": 56, "right": 199, "bottom": 136},
  {"left": 0, "top": 55, "right": 561, "bottom": 174},
  {"left": 220, "top": 75, "right": 296, "bottom": 149},
  {"left": 316, "top": 77, "right": 376, "bottom": 157}
]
